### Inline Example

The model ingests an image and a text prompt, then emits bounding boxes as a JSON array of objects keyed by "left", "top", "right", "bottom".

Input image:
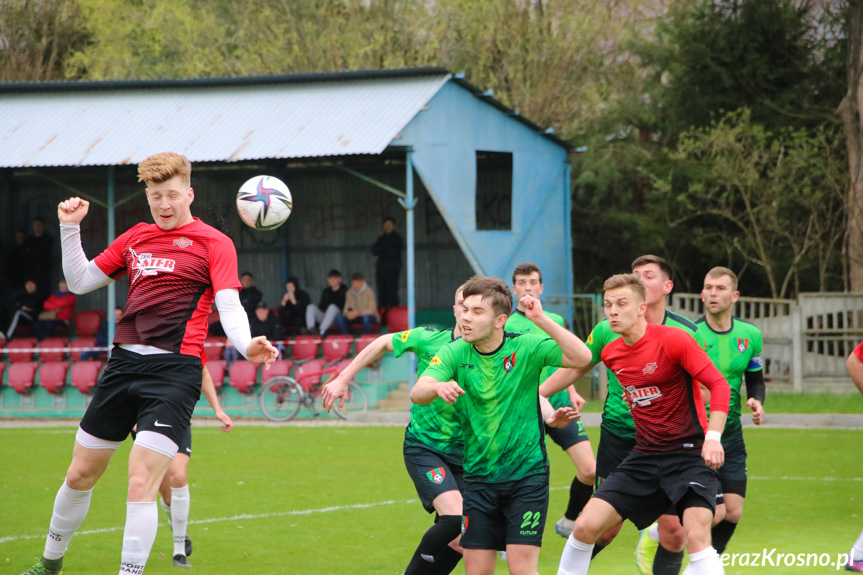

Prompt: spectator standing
[
  {"left": 239, "top": 272, "right": 263, "bottom": 319},
  {"left": 4, "top": 279, "right": 45, "bottom": 339},
  {"left": 337, "top": 272, "right": 380, "bottom": 334},
  {"left": 306, "top": 270, "right": 347, "bottom": 336},
  {"left": 22, "top": 216, "right": 54, "bottom": 297},
  {"left": 371, "top": 217, "right": 403, "bottom": 321},
  {"left": 33, "top": 280, "right": 77, "bottom": 340},
  {"left": 279, "top": 276, "right": 311, "bottom": 334}
]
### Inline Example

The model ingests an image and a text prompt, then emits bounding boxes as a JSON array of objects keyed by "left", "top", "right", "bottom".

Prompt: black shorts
[
  {"left": 719, "top": 437, "right": 747, "bottom": 497},
  {"left": 461, "top": 476, "right": 549, "bottom": 550},
  {"left": 404, "top": 444, "right": 465, "bottom": 513},
  {"left": 546, "top": 418, "right": 590, "bottom": 451},
  {"left": 595, "top": 426, "right": 636, "bottom": 489},
  {"left": 593, "top": 451, "right": 720, "bottom": 530},
  {"left": 177, "top": 427, "right": 193, "bottom": 458},
  {"left": 80, "top": 347, "right": 202, "bottom": 447}
]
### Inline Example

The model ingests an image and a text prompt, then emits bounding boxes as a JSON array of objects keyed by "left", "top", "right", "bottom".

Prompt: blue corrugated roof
[{"left": 0, "top": 68, "right": 569, "bottom": 168}]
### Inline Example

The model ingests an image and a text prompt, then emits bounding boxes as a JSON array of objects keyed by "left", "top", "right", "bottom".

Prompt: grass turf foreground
[{"left": 0, "top": 425, "right": 860, "bottom": 574}]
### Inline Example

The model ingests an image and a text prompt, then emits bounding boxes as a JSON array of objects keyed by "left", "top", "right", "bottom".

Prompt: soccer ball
[{"left": 236, "top": 175, "right": 293, "bottom": 231}]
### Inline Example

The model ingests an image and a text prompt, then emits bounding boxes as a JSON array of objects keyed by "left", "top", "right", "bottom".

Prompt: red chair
[
  {"left": 38, "top": 337, "right": 69, "bottom": 362},
  {"left": 204, "top": 360, "right": 227, "bottom": 389},
  {"left": 39, "top": 361, "right": 70, "bottom": 394},
  {"left": 332, "top": 358, "right": 355, "bottom": 376},
  {"left": 0, "top": 362, "right": 6, "bottom": 385},
  {"left": 204, "top": 335, "right": 226, "bottom": 360},
  {"left": 70, "top": 337, "right": 99, "bottom": 361},
  {"left": 295, "top": 359, "right": 327, "bottom": 392},
  {"left": 386, "top": 306, "right": 410, "bottom": 333},
  {"left": 7, "top": 338, "right": 37, "bottom": 362},
  {"left": 291, "top": 335, "right": 320, "bottom": 362},
  {"left": 7, "top": 361, "right": 39, "bottom": 394},
  {"left": 74, "top": 310, "right": 103, "bottom": 337},
  {"left": 70, "top": 361, "right": 102, "bottom": 394},
  {"left": 263, "top": 359, "right": 294, "bottom": 382},
  {"left": 323, "top": 334, "right": 353, "bottom": 362},
  {"left": 355, "top": 334, "right": 379, "bottom": 355},
  {"left": 228, "top": 360, "right": 259, "bottom": 394}
]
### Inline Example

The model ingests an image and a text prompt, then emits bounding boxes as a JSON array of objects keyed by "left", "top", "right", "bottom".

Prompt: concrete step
[{"left": 376, "top": 397, "right": 412, "bottom": 410}]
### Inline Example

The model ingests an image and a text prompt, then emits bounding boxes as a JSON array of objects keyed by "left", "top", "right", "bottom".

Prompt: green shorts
[
  {"left": 404, "top": 444, "right": 465, "bottom": 513},
  {"left": 461, "top": 475, "right": 549, "bottom": 550}
]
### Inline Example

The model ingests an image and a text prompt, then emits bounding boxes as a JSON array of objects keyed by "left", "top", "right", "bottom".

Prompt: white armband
[
  {"left": 60, "top": 223, "right": 113, "bottom": 294},
  {"left": 215, "top": 289, "right": 252, "bottom": 359},
  {"left": 705, "top": 430, "right": 722, "bottom": 442}
]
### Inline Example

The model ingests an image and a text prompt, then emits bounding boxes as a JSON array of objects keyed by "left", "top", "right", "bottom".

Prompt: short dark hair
[
  {"left": 603, "top": 273, "right": 646, "bottom": 302},
  {"left": 351, "top": 272, "right": 364, "bottom": 281},
  {"left": 383, "top": 216, "right": 396, "bottom": 225},
  {"left": 327, "top": 269, "right": 342, "bottom": 278},
  {"left": 285, "top": 276, "right": 300, "bottom": 288},
  {"left": 512, "top": 263, "right": 542, "bottom": 285},
  {"left": 631, "top": 254, "right": 673, "bottom": 281},
  {"left": 462, "top": 275, "right": 512, "bottom": 318},
  {"left": 240, "top": 271, "right": 254, "bottom": 279},
  {"left": 33, "top": 216, "right": 45, "bottom": 224}
]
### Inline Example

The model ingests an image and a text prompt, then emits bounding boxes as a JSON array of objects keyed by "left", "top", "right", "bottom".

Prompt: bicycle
[{"left": 259, "top": 363, "right": 368, "bottom": 422}]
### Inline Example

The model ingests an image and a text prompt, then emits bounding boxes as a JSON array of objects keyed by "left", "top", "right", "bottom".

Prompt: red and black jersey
[
  {"left": 601, "top": 323, "right": 730, "bottom": 454},
  {"left": 94, "top": 218, "right": 240, "bottom": 359}
]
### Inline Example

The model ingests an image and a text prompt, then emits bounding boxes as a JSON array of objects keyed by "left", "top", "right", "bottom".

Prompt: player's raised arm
[
  {"left": 322, "top": 333, "right": 395, "bottom": 412},
  {"left": 58, "top": 197, "right": 114, "bottom": 294},
  {"left": 520, "top": 295, "right": 591, "bottom": 368},
  {"left": 411, "top": 375, "right": 464, "bottom": 405},
  {"left": 539, "top": 364, "right": 593, "bottom": 399}
]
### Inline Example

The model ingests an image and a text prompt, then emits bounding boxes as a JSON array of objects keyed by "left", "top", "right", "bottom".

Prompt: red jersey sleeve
[
  {"left": 666, "top": 328, "right": 731, "bottom": 415},
  {"left": 208, "top": 233, "right": 242, "bottom": 292},
  {"left": 93, "top": 224, "right": 146, "bottom": 279},
  {"left": 854, "top": 340, "right": 863, "bottom": 363}
]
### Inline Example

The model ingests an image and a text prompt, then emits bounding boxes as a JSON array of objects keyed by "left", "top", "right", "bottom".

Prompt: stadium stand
[
  {"left": 323, "top": 334, "right": 353, "bottom": 362},
  {"left": 386, "top": 306, "right": 409, "bottom": 332},
  {"left": 7, "top": 338, "right": 37, "bottom": 363},
  {"left": 74, "top": 310, "right": 103, "bottom": 337},
  {"left": 295, "top": 359, "right": 327, "bottom": 392},
  {"left": 70, "top": 361, "right": 101, "bottom": 394},
  {"left": 204, "top": 335, "right": 226, "bottom": 360},
  {"left": 8, "top": 361, "right": 39, "bottom": 394},
  {"left": 38, "top": 337, "right": 69, "bottom": 362},
  {"left": 39, "top": 361, "right": 70, "bottom": 394},
  {"left": 228, "top": 360, "right": 259, "bottom": 394},
  {"left": 204, "top": 360, "right": 227, "bottom": 389},
  {"left": 291, "top": 335, "right": 320, "bottom": 362},
  {"left": 70, "top": 336, "right": 98, "bottom": 361},
  {"left": 263, "top": 359, "right": 294, "bottom": 382}
]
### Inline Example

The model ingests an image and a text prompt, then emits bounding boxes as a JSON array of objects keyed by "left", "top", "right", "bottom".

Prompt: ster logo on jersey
[
  {"left": 401, "top": 329, "right": 413, "bottom": 343},
  {"left": 624, "top": 385, "right": 662, "bottom": 407},
  {"left": 173, "top": 237, "right": 193, "bottom": 249},
  {"left": 737, "top": 337, "right": 749, "bottom": 353},
  {"left": 129, "top": 248, "right": 176, "bottom": 283},
  {"left": 642, "top": 362, "right": 658, "bottom": 375},
  {"left": 426, "top": 467, "right": 446, "bottom": 484},
  {"left": 429, "top": 356, "right": 442, "bottom": 366},
  {"left": 503, "top": 352, "right": 516, "bottom": 373}
]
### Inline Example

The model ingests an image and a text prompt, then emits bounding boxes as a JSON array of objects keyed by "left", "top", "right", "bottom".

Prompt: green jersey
[
  {"left": 424, "top": 332, "right": 563, "bottom": 483},
  {"left": 694, "top": 316, "right": 763, "bottom": 440},
  {"left": 504, "top": 310, "right": 570, "bottom": 408},
  {"left": 586, "top": 310, "right": 698, "bottom": 439},
  {"left": 392, "top": 327, "right": 463, "bottom": 461}
]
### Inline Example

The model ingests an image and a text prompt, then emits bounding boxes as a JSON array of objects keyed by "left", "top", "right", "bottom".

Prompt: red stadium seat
[
  {"left": 7, "top": 361, "right": 39, "bottom": 394},
  {"left": 291, "top": 335, "right": 320, "bottom": 362},
  {"left": 38, "top": 337, "right": 69, "bottom": 362},
  {"left": 7, "top": 338, "right": 37, "bottom": 363},
  {"left": 39, "top": 361, "right": 70, "bottom": 394},
  {"left": 74, "top": 311, "right": 103, "bottom": 337},
  {"left": 0, "top": 362, "right": 6, "bottom": 385},
  {"left": 228, "top": 360, "right": 259, "bottom": 394},
  {"left": 263, "top": 359, "right": 294, "bottom": 382},
  {"left": 323, "top": 334, "right": 353, "bottom": 362},
  {"left": 355, "top": 334, "right": 379, "bottom": 355},
  {"left": 386, "top": 306, "right": 410, "bottom": 333},
  {"left": 295, "top": 359, "right": 327, "bottom": 392},
  {"left": 204, "top": 335, "right": 226, "bottom": 360},
  {"left": 70, "top": 337, "right": 99, "bottom": 361},
  {"left": 204, "top": 360, "right": 227, "bottom": 389},
  {"left": 332, "top": 358, "right": 354, "bottom": 376},
  {"left": 70, "top": 361, "right": 101, "bottom": 394}
]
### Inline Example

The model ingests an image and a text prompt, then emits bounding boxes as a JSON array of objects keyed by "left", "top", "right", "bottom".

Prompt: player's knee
[
  {"left": 658, "top": 520, "right": 686, "bottom": 549},
  {"left": 724, "top": 501, "right": 743, "bottom": 523},
  {"left": 573, "top": 516, "right": 601, "bottom": 544},
  {"left": 168, "top": 471, "right": 188, "bottom": 488},
  {"left": 596, "top": 522, "right": 622, "bottom": 546},
  {"left": 577, "top": 467, "right": 596, "bottom": 486},
  {"left": 684, "top": 522, "right": 711, "bottom": 552}
]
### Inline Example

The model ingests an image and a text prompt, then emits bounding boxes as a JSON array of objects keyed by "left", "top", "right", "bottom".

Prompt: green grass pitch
[{"left": 0, "top": 424, "right": 860, "bottom": 574}]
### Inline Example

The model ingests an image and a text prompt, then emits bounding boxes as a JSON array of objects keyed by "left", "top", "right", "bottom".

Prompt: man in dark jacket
[
  {"left": 305, "top": 270, "right": 347, "bottom": 336},
  {"left": 239, "top": 272, "right": 263, "bottom": 319},
  {"left": 3, "top": 278, "right": 45, "bottom": 339},
  {"left": 371, "top": 217, "right": 403, "bottom": 322},
  {"left": 279, "top": 276, "right": 311, "bottom": 334}
]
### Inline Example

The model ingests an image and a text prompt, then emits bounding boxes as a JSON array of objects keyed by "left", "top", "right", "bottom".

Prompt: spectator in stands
[
  {"left": 22, "top": 216, "right": 54, "bottom": 298},
  {"left": 33, "top": 280, "right": 77, "bottom": 340},
  {"left": 226, "top": 301, "right": 283, "bottom": 361},
  {"left": 305, "top": 269, "right": 347, "bottom": 336},
  {"left": 3, "top": 278, "right": 44, "bottom": 340},
  {"left": 371, "top": 216, "right": 403, "bottom": 323},
  {"left": 81, "top": 307, "right": 124, "bottom": 361},
  {"left": 239, "top": 272, "right": 263, "bottom": 319},
  {"left": 279, "top": 276, "right": 311, "bottom": 334},
  {"left": 337, "top": 272, "right": 380, "bottom": 334}
]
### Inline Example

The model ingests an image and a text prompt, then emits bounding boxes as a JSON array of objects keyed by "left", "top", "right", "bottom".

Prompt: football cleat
[
  {"left": 19, "top": 558, "right": 62, "bottom": 575},
  {"left": 173, "top": 555, "right": 192, "bottom": 568},
  {"left": 635, "top": 525, "right": 659, "bottom": 575},
  {"left": 185, "top": 535, "right": 193, "bottom": 557},
  {"left": 555, "top": 516, "right": 575, "bottom": 538},
  {"left": 846, "top": 558, "right": 863, "bottom": 572}
]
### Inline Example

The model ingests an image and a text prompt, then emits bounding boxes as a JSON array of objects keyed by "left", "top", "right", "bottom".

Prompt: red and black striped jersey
[
  {"left": 94, "top": 218, "right": 240, "bottom": 359},
  {"left": 601, "top": 323, "right": 729, "bottom": 454}
]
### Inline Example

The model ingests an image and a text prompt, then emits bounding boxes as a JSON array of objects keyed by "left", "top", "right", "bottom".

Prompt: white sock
[
  {"left": 159, "top": 495, "right": 171, "bottom": 520},
  {"left": 119, "top": 502, "right": 158, "bottom": 575},
  {"left": 44, "top": 482, "right": 93, "bottom": 560},
  {"left": 648, "top": 522, "right": 660, "bottom": 543},
  {"left": 687, "top": 546, "right": 723, "bottom": 575},
  {"left": 558, "top": 535, "right": 594, "bottom": 575},
  {"left": 170, "top": 486, "right": 190, "bottom": 557},
  {"left": 853, "top": 528, "right": 863, "bottom": 561}
]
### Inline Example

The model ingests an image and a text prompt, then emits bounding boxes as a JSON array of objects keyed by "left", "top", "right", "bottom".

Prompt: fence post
[{"left": 791, "top": 302, "right": 803, "bottom": 393}]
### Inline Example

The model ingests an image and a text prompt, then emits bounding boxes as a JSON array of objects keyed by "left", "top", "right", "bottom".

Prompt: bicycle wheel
[
  {"left": 260, "top": 376, "right": 303, "bottom": 422},
  {"left": 322, "top": 381, "right": 369, "bottom": 421}
]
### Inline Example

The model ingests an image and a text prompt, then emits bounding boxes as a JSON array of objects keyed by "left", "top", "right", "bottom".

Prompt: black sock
[
  {"left": 711, "top": 520, "right": 738, "bottom": 554},
  {"left": 591, "top": 543, "right": 606, "bottom": 558},
  {"left": 404, "top": 515, "right": 462, "bottom": 575},
  {"left": 429, "top": 546, "right": 462, "bottom": 575},
  {"left": 565, "top": 477, "right": 594, "bottom": 520},
  {"left": 653, "top": 544, "right": 684, "bottom": 575}
]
